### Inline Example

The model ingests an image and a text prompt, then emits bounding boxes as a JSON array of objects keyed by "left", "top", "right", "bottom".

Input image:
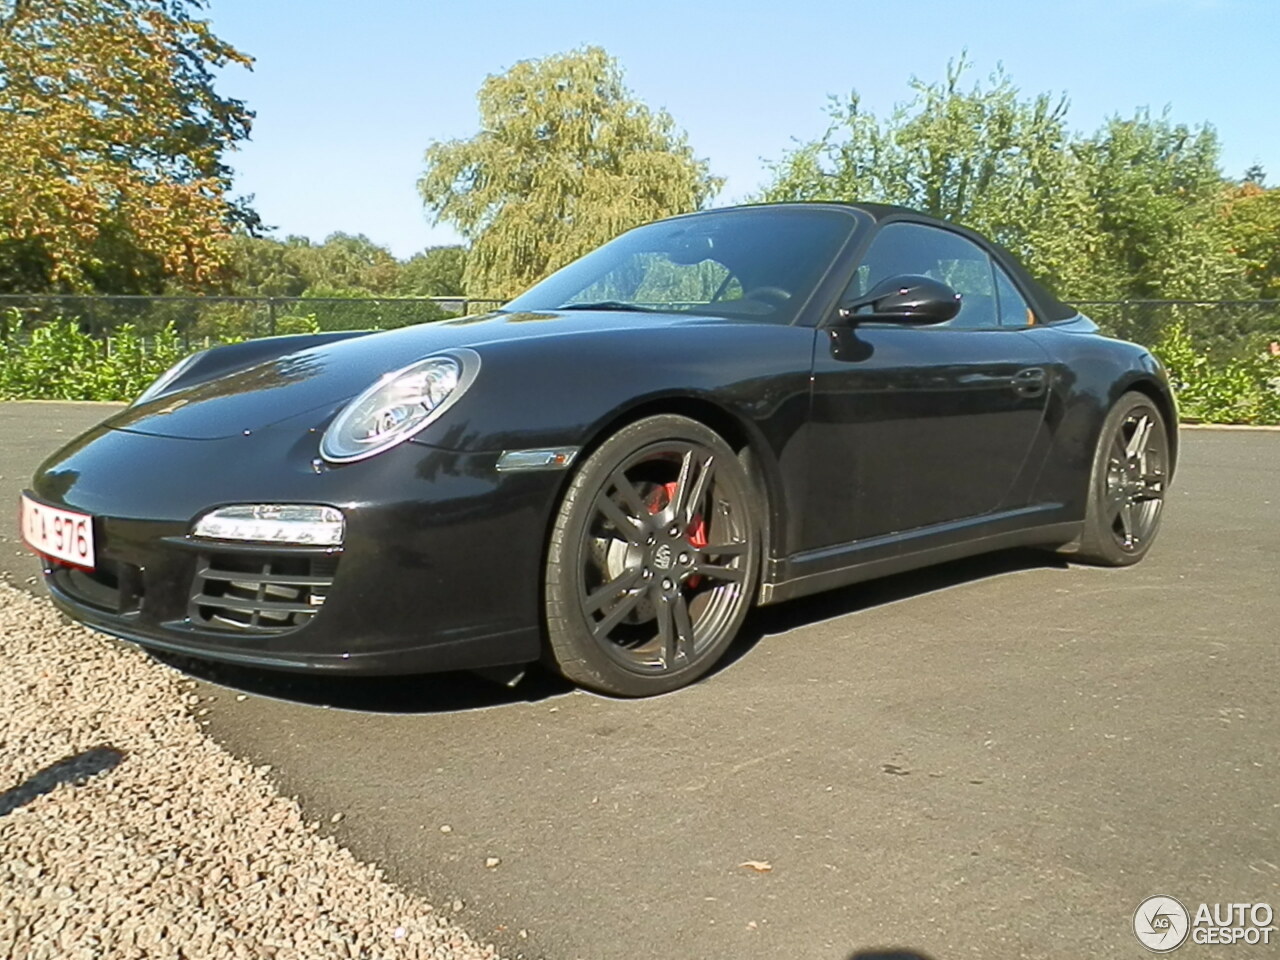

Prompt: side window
[
  {"left": 845, "top": 222, "right": 999, "bottom": 329},
  {"left": 994, "top": 264, "right": 1037, "bottom": 327}
]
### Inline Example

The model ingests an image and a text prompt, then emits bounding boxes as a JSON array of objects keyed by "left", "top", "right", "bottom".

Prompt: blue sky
[{"left": 208, "top": 0, "right": 1279, "bottom": 258}]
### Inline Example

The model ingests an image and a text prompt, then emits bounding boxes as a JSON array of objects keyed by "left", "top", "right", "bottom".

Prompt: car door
[{"left": 803, "top": 221, "right": 1052, "bottom": 550}]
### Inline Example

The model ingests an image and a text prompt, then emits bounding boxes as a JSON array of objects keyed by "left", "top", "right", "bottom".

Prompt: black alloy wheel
[
  {"left": 544, "top": 415, "right": 760, "bottom": 696},
  {"left": 1074, "top": 391, "right": 1170, "bottom": 566}
]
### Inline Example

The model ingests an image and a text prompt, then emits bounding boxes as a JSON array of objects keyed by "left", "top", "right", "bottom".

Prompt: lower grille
[
  {"left": 189, "top": 553, "right": 338, "bottom": 634},
  {"left": 49, "top": 558, "right": 142, "bottom": 615}
]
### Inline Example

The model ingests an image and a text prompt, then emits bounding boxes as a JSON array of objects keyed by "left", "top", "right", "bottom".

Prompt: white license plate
[{"left": 20, "top": 494, "right": 96, "bottom": 569}]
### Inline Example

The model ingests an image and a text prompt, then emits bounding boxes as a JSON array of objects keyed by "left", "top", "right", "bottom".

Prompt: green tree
[
  {"left": 419, "top": 46, "right": 722, "bottom": 299},
  {"left": 764, "top": 59, "right": 1101, "bottom": 295},
  {"left": 1223, "top": 180, "right": 1280, "bottom": 299},
  {"left": 1075, "top": 111, "right": 1240, "bottom": 300},
  {"left": 284, "top": 232, "right": 401, "bottom": 295},
  {"left": 0, "top": 0, "right": 254, "bottom": 293},
  {"left": 223, "top": 234, "right": 307, "bottom": 297},
  {"left": 764, "top": 58, "right": 1242, "bottom": 302},
  {"left": 224, "top": 234, "right": 468, "bottom": 301},
  {"left": 396, "top": 245, "right": 467, "bottom": 296}
]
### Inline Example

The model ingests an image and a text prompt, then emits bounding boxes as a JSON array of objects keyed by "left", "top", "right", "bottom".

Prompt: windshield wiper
[{"left": 555, "top": 300, "right": 655, "bottom": 313}]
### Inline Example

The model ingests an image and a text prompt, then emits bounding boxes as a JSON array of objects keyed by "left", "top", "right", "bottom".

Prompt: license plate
[{"left": 20, "top": 494, "right": 95, "bottom": 569}]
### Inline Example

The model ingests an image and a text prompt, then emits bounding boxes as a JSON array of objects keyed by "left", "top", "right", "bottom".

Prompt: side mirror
[{"left": 837, "top": 275, "right": 961, "bottom": 325}]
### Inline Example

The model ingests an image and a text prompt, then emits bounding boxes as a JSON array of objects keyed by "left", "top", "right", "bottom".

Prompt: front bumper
[{"left": 28, "top": 416, "right": 565, "bottom": 675}]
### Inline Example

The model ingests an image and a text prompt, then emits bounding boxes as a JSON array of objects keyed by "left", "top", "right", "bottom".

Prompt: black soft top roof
[{"left": 702, "top": 202, "right": 1079, "bottom": 323}]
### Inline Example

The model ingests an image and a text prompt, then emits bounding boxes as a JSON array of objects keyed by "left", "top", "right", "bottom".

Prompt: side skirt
[{"left": 760, "top": 508, "right": 1081, "bottom": 606}]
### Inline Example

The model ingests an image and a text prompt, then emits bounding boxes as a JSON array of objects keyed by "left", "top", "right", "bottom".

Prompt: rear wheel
[
  {"left": 544, "top": 415, "right": 760, "bottom": 696},
  {"left": 1073, "top": 392, "right": 1170, "bottom": 566}
]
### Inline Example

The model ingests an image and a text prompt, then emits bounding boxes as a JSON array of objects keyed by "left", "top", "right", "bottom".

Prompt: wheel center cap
[{"left": 653, "top": 543, "right": 674, "bottom": 570}]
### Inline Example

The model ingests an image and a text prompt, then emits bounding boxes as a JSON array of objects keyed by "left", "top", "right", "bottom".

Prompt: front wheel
[
  {"left": 1073, "top": 392, "right": 1170, "bottom": 566},
  {"left": 544, "top": 415, "right": 760, "bottom": 696}
]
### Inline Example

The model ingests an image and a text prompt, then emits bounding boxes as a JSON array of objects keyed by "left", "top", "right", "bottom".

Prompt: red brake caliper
[{"left": 649, "top": 481, "right": 708, "bottom": 589}]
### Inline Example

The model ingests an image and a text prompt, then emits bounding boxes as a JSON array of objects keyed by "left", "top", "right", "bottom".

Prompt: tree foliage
[
  {"left": 224, "top": 232, "right": 398, "bottom": 297},
  {"left": 0, "top": 0, "right": 254, "bottom": 293},
  {"left": 764, "top": 61, "right": 1078, "bottom": 250},
  {"left": 418, "top": 46, "right": 722, "bottom": 299},
  {"left": 396, "top": 245, "right": 467, "bottom": 297},
  {"left": 222, "top": 234, "right": 308, "bottom": 297},
  {"left": 222, "top": 233, "right": 466, "bottom": 299},
  {"left": 764, "top": 59, "right": 1245, "bottom": 302},
  {"left": 284, "top": 232, "right": 401, "bottom": 296},
  {"left": 1075, "top": 112, "right": 1239, "bottom": 299},
  {"left": 1223, "top": 179, "right": 1280, "bottom": 299}
]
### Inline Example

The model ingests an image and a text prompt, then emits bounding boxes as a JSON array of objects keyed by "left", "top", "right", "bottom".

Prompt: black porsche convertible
[{"left": 22, "top": 203, "right": 1176, "bottom": 696}]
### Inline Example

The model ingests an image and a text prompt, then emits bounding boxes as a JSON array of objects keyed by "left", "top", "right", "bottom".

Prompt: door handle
[{"left": 1012, "top": 367, "right": 1047, "bottom": 397}]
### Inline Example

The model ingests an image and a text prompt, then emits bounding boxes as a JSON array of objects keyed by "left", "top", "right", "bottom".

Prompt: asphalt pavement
[{"left": 2, "top": 401, "right": 1277, "bottom": 960}]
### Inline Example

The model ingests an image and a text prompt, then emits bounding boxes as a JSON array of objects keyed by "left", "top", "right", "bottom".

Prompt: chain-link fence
[
  {"left": 1075, "top": 300, "right": 1280, "bottom": 361},
  {"left": 0, "top": 294, "right": 1276, "bottom": 357}
]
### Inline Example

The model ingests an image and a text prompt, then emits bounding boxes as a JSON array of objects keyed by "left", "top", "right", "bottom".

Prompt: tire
[
  {"left": 544, "top": 415, "right": 761, "bottom": 696},
  {"left": 1073, "top": 391, "right": 1171, "bottom": 566}
]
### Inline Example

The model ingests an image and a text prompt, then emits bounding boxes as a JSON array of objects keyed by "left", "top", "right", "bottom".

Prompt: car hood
[{"left": 105, "top": 309, "right": 725, "bottom": 440}]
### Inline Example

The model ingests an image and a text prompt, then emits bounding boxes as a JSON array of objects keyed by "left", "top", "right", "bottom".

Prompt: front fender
[
  {"left": 407, "top": 322, "right": 818, "bottom": 557},
  {"left": 411, "top": 322, "right": 814, "bottom": 453},
  {"left": 156, "top": 331, "right": 374, "bottom": 400}
]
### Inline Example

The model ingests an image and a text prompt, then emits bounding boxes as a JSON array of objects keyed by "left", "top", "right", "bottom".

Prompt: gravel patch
[{"left": 0, "top": 581, "right": 503, "bottom": 960}]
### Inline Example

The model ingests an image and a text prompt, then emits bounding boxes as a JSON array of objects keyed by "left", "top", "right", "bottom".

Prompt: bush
[
  {"left": 0, "top": 312, "right": 189, "bottom": 401},
  {"left": 1154, "top": 322, "right": 1280, "bottom": 425},
  {"left": 187, "top": 299, "right": 272, "bottom": 340},
  {"left": 298, "top": 292, "right": 450, "bottom": 331},
  {"left": 274, "top": 313, "right": 321, "bottom": 335},
  {"left": 0, "top": 306, "right": 458, "bottom": 403}
]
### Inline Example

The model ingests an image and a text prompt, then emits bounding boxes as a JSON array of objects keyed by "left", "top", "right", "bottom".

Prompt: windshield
[{"left": 504, "top": 206, "right": 863, "bottom": 324}]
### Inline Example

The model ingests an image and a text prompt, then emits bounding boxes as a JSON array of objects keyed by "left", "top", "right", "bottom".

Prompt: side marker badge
[{"left": 496, "top": 448, "right": 581, "bottom": 472}]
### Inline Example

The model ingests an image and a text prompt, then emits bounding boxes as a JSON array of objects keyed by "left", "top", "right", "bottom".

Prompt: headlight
[
  {"left": 320, "top": 349, "right": 480, "bottom": 463},
  {"left": 133, "top": 350, "right": 205, "bottom": 406},
  {"left": 193, "top": 504, "right": 345, "bottom": 546}
]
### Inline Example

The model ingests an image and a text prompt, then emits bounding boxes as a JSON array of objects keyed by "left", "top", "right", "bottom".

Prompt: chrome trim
[{"left": 495, "top": 447, "right": 581, "bottom": 472}]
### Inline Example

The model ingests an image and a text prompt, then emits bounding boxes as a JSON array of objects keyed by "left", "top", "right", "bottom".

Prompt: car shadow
[
  {"left": 150, "top": 647, "right": 576, "bottom": 714},
  {"left": 150, "top": 547, "right": 1068, "bottom": 714},
  {"left": 711, "top": 546, "right": 1069, "bottom": 677}
]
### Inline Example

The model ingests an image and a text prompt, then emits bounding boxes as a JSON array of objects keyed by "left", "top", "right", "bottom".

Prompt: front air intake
[{"left": 189, "top": 553, "right": 338, "bottom": 634}]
